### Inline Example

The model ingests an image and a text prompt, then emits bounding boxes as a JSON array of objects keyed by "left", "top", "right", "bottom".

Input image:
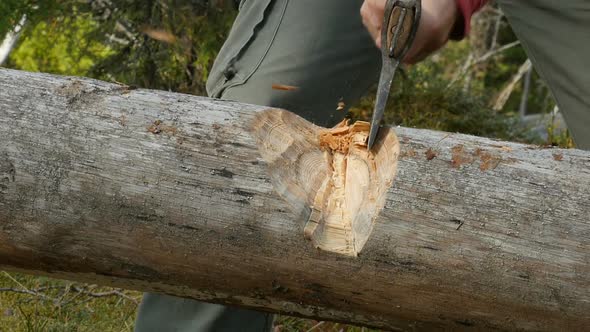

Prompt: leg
[
  {"left": 207, "top": 0, "right": 380, "bottom": 127},
  {"left": 135, "top": 1, "right": 379, "bottom": 331},
  {"left": 497, "top": 0, "right": 590, "bottom": 149},
  {"left": 134, "top": 294, "right": 273, "bottom": 332}
]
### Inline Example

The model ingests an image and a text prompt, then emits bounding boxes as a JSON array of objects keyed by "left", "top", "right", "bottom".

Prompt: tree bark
[{"left": 1, "top": 68, "right": 589, "bottom": 331}]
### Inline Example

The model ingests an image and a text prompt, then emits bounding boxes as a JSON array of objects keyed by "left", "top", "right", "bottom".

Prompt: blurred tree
[
  {"left": 1, "top": 0, "right": 237, "bottom": 94},
  {"left": 10, "top": 14, "right": 112, "bottom": 75},
  {"left": 351, "top": 59, "right": 530, "bottom": 142},
  {"left": 87, "top": 0, "right": 237, "bottom": 94}
]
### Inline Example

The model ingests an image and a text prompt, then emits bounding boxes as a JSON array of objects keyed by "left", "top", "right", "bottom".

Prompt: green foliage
[
  {"left": 4, "top": 1, "right": 236, "bottom": 95},
  {"left": 0, "top": 272, "right": 138, "bottom": 332},
  {"left": 86, "top": 2, "right": 237, "bottom": 94},
  {"left": 351, "top": 47, "right": 533, "bottom": 143},
  {"left": 0, "top": 0, "right": 24, "bottom": 38},
  {"left": 396, "top": 64, "right": 528, "bottom": 140},
  {"left": 0, "top": 271, "right": 376, "bottom": 332},
  {"left": 0, "top": 1, "right": 86, "bottom": 39},
  {"left": 546, "top": 114, "right": 575, "bottom": 148},
  {"left": 0, "top": 1, "right": 34, "bottom": 38},
  {"left": 10, "top": 15, "right": 112, "bottom": 75}
]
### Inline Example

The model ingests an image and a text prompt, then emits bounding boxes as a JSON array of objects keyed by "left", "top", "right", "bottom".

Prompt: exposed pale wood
[
  {"left": 253, "top": 114, "right": 399, "bottom": 256},
  {"left": 1, "top": 69, "right": 589, "bottom": 331}
]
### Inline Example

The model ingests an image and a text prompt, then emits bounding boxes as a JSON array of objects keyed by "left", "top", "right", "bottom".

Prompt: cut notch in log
[{"left": 251, "top": 110, "right": 399, "bottom": 256}]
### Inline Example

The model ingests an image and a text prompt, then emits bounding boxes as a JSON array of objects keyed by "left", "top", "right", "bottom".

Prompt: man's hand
[{"left": 361, "top": 0, "right": 460, "bottom": 64}]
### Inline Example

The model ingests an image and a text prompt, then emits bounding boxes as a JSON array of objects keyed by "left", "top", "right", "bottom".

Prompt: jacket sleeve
[{"left": 451, "top": 0, "right": 488, "bottom": 40}]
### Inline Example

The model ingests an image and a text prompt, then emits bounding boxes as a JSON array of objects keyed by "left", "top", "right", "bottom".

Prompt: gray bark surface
[{"left": 1, "top": 68, "right": 589, "bottom": 331}]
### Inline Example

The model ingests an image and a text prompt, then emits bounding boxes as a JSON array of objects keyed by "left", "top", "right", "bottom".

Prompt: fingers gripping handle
[{"left": 382, "top": 0, "right": 421, "bottom": 61}]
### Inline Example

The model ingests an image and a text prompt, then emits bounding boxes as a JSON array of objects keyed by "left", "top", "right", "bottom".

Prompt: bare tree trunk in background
[
  {"left": 493, "top": 59, "right": 532, "bottom": 111},
  {"left": 448, "top": 5, "right": 521, "bottom": 90},
  {"left": 519, "top": 66, "right": 532, "bottom": 119},
  {"left": 461, "top": 5, "right": 499, "bottom": 92},
  {"left": 0, "top": 15, "right": 26, "bottom": 66}
]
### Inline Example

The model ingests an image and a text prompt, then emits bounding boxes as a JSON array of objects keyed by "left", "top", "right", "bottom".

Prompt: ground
[{"left": 0, "top": 271, "right": 379, "bottom": 331}]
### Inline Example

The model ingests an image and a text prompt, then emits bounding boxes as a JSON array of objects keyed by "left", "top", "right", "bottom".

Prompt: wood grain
[
  {"left": 252, "top": 113, "right": 399, "bottom": 256},
  {"left": 1, "top": 69, "right": 589, "bottom": 331}
]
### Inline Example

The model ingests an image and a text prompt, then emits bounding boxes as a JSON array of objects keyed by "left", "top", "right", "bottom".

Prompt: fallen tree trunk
[{"left": 1, "top": 68, "right": 589, "bottom": 331}]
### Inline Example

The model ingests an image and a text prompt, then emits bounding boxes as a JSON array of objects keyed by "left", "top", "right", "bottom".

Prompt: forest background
[{"left": 0, "top": 0, "right": 573, "bottom": 331}]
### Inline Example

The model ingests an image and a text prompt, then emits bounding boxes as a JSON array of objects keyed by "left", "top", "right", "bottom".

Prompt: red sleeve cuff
[{"left": 451, "top": 0, "right": 488, "bottom": 40}]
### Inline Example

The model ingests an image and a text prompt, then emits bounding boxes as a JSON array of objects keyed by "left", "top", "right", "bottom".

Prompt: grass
[
  {"left": 0, "top": 272, "right": 138, "bottom": 332},
  {"left": 1, "top": 271, "right": 381, "bottom": 332}
]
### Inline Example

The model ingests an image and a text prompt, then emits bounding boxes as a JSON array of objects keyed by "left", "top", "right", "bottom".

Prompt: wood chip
[
  {"left": 425, "top": 148, "right": 438, "bottom": 160},
  {"left": 272, "top": 84, "right": 299, "bottom": 91},
  {"left": 319, "top": 120, "right": 370, "bottom": 155},
  {"left": 140, "top": 26, "right": 177, "bottom": 44}
]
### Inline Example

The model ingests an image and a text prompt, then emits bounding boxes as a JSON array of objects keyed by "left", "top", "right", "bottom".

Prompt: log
[{"left": 1, "top": 68, "right": 589, "bottom": 331}]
